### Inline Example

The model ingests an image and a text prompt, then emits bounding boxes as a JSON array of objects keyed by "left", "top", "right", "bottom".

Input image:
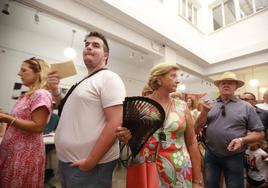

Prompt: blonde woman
[
  {"left": 0, "top": 57, "right": 52, "bottom": 187},
  {"left": 117, "top": 63, "right": 203, "bottom": 188}
]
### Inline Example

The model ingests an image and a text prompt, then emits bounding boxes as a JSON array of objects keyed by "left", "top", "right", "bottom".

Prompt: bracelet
[
  {"left": 10, "top": 117, "right": 17, "bottom": 126},
  {"left": 193, "top": 179, "right": 204, "bottom": 186}
]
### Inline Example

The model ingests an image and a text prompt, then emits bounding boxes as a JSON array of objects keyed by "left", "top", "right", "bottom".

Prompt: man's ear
[{"left": 104, "top": 52, "right": 109, "bottom": 63}]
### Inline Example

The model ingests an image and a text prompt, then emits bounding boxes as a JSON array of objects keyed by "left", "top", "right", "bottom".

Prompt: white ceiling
[
  {"left": 0, "top": 1, "right": 157, "bottom": 68},
  {"left": 0, "top": 0, "right": 202, "bottom": 84},
  {"left": 1, "top": 0, "right": 267, "bottom": 93}
]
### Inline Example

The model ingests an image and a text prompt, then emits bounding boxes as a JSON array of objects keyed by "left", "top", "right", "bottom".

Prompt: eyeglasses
[
  {"left": 30, "top": 57, "right": 39, "bottom": 63},
  {"left": 220, "top": 104, "right": 226, "bottom": 117}
]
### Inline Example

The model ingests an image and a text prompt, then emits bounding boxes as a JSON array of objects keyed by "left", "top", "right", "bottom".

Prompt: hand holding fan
[{"left": 123, "top": 96, "right": 165, "bottom": 156}]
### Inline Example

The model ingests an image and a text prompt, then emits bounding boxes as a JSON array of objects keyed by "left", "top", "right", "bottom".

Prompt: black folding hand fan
[{"left": 123, "top": 96, "right": 165, "bottom": 156}]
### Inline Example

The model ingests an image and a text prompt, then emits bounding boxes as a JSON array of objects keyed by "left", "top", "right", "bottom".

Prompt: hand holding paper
[
  {"left": 50, "top": 60, "right": 77, "bottom": 79},
  {"left": 200, "top": 94, "right": 210, "bottom": 102}
]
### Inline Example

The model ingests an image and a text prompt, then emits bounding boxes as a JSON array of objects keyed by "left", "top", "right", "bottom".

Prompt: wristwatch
[
  {"left": 238, "top": 137, "right": 244, "bottom": 146},
  {"left": 193, "top": 179, "right": 204, "bottom": 186}
]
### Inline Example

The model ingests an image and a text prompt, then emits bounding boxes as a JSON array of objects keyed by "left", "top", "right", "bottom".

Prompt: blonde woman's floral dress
[{"left": 135, "top": 99, "right": 192, "bottom": 188}]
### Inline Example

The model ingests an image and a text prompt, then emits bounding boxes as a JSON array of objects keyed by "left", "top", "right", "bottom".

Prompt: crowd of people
[{"left": 0, "top": 31, "right": 268, "bottom": 188}]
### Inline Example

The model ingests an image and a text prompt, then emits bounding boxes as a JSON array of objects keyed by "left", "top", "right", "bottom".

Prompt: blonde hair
[
  {"left": 142, "top": 85, "right": 153, "bottom": 96},
  {"left": 142, "top": 63, "right": 180, "bottom": 95},
  {"left": 23, "top": 58, "right": 50, "bottom": 96}
]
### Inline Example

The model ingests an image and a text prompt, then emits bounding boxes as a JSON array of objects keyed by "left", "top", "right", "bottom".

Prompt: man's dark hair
[
  {"left": 84, "top": 31, "right": 109, "bottom": 53},
  {"left": 243, "top": 92, "right": 256, "bottom": 100}
]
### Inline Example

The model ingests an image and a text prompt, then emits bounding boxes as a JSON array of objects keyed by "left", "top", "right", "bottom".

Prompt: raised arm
[
  {"left": 194, "top": 101, "right": 212, "bottom": 134},
  {"left": 47, "top": 70, "right": 63, "bottom": 105}
]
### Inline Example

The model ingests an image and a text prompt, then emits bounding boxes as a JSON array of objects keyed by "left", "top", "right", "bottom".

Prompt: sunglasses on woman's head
[
  {"left": 29, "top": 57, "right": 38, "bottom": 62},
  {"left": 28, "top": 57, "right": 41, "bottom": 70}
]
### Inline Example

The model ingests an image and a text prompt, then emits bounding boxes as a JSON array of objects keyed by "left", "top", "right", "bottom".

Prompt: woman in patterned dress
[
  {"left": 117, "top": 63, "right": 203, "bottom": 188},
  {"left": 0, "top": 57, "right": 52, "bottom": 188}
]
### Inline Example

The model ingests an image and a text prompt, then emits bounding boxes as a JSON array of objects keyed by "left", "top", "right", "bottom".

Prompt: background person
[
  {"left": 240, "top": 92, "right": 268, "bottom": 151},
  {"left": 48, "top": 31, "right": 126, "bottom": 188},
  {"left": 256, "top": 90, "right": 268, "bottom": 111},
  {"left": 0, "top": 57, "right": 52, "bottom": 187},
  {"left": 195, "top": 72, "right": 264, "bottom": 188},
  {"left": 117, "top": 63, "right": 204, "bottom": 188},
  {"left": 245, "top": 141, "right": 268, "bottom": 188},
  {"left": 186, "top": 96, "right": 200, "bottom": 124}
]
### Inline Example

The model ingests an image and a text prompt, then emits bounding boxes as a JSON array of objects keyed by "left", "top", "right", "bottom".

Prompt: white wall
[
  {"left": 108, "top": 57, "right": 149, "bottom": 96},
  {"left": 237, "top": 70, "right": 268, "bottom": 100},
  {"left": 106, "top": 0, "right": 206, "bottom": 59},
  {"left": 205, "top": 9, "right": 268, "bottom": 63},
  {"left": 18, "top": 0, "right": 268, "bottom": 76},
  {"left": 100, "top": 0, "right": 268, "bottom": 75},
  {"left": 0, "top": 22, "right": 147, "bottom": 112},
  {"left": 184, "top": 80, "right": 218, "bottom": 99}
]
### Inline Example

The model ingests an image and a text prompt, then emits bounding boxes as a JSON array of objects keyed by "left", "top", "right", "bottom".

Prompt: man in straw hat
[{"left": 195, "top": 71, "right": 264, "bottom": 188}]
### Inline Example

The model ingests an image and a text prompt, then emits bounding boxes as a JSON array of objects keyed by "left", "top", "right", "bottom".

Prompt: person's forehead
[
  {"left": 21, "top": 62, "right": 31, "bottom": 68},
  {"left": 85, "top": 36, "right": 103, "bottom": 44},
  {"left": 242, "top": 94, "right": 253, "bottom": 99}
]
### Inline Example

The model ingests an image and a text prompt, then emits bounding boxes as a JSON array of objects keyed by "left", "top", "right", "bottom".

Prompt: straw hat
[{"left": 214, "top": 72, "right": 244, "bottom": 88}]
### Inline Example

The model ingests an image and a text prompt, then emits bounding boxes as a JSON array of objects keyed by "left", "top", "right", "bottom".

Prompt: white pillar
[
  {"left": 154, "top": 45, "right": 177, "bottom": 65},
  {"left": 234, "top": 0, "right": 241, "bottom": 21}
]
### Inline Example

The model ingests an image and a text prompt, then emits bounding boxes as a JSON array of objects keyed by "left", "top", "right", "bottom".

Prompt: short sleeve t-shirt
[
  {"left": 206, "top": 97, "right": 264, "bottom": 157},
  {"left": 55, "top": 70, "right": 126, "bottom": 163}
]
